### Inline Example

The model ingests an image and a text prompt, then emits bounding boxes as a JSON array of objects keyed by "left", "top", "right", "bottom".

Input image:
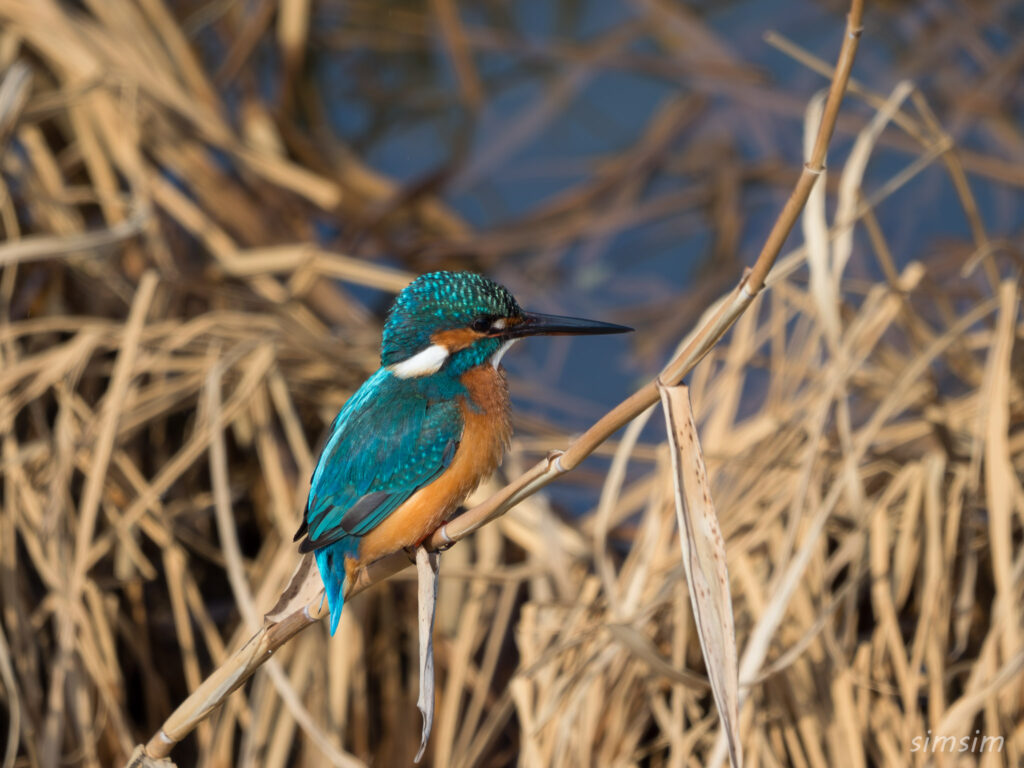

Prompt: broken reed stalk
[{"left": 140, "top": 1, "right": 864, "bottom": 759}]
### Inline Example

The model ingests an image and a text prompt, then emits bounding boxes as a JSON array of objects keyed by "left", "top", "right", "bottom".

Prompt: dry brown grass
[{"left": 0, "top": 2, "right": 1022, "bottom": 768}]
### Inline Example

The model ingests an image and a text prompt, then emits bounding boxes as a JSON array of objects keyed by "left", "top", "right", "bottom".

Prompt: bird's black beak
[{"left": 502, "top": 311, "right": 633, "bottom": 339}]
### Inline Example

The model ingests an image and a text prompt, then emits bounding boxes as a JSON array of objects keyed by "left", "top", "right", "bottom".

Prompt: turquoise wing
[{"left": 295, "top": 370, "right": 464, "bottom": 553}]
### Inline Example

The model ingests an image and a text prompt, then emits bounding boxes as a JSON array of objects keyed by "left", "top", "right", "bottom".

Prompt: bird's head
[{"left": 381, "top": 271, "right": 631, "bottom": 379}]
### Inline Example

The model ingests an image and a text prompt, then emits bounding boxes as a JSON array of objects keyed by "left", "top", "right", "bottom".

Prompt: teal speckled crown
[{"left": 381, "top": 271, "right": 521, "bottom": 367}]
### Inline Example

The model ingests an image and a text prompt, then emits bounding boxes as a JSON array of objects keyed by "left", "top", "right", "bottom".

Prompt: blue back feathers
[{"left": 304, "top": 370, "right": 464, "bottom": 633}]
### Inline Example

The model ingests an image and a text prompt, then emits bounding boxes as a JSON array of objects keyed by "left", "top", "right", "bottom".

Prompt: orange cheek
[{"left": 431, "top": 328, "right": 482, "bottom": 350}]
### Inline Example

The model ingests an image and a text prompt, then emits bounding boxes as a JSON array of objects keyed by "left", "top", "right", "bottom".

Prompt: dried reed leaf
[
  {"left": 263, "top": 555, "right": 325, "bottom": 625},
  {"left": 0, "top": 210, "right": 148, "bottom": 268},
  {"left": 981, "top": 280, "right": 1021, "bottom": 661},
  {"left": 0, "top": 620, "right": 21, "bottom": 768},
  {"left": 801, "top": 89, "right": 838, "bottom": 344},
  {"left": 277, "top": 0, "right": 311, "bottom": 72},
  {"left": 0, "top": 60, "right": 31, "bottom": 151},
  {"left": 832, "top": 81, "right": 915, "bottom": 285},
  {"left": 606, "top": 622, "right": 709, "bottom": 690},
  {"left": 658, "top": 382, "right": 742, "bottom": 768},
  {"left": 414, "top": 547, "right": 441, "bottom": 763}
]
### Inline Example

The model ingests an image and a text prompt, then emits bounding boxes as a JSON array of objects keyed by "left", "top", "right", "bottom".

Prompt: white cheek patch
[
  {"left": 389, "top": 344, "right": 450, "bottom": 378},
  {"left": 492, "top": 339, "right": 518, "bottom": 369},
  {"left": 491, "top": 318, "right": 507, "bottom": 330}
]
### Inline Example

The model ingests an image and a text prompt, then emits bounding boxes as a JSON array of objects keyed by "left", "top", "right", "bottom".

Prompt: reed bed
[{"left": 0, "top": 2, "right": 1022, "bottom": 768}]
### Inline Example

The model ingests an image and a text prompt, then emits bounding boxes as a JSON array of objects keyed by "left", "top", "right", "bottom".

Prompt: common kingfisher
[{"left": 294, "top": 271, "right": 631, "bottom": 634}]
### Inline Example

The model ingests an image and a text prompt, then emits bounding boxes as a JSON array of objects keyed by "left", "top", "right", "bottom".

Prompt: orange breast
[{"left": 356, "top": 365, "right": 512, "bottom": 565}]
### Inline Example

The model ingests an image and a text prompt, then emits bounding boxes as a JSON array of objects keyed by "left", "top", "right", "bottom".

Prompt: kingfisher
[{"left": 294, "top": 270, "right": 631, "bottom": 634}]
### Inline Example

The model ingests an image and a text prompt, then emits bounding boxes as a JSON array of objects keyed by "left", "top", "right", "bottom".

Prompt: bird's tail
[{"left": 314, "top": 539, "right": 359, "bottom": 635}]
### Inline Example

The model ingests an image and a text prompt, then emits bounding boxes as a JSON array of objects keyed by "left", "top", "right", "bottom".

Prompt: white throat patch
[
  {"left": 492, "top": 339, "right": 518, "bottom": 369},
  {"left": 388, "top": 344, "right": 449, "bottom": 378}
]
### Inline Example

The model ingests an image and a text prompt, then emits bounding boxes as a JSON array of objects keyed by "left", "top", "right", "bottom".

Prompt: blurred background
[{"left": 0, "top": 0, "right": 1022, "bottom": 766}]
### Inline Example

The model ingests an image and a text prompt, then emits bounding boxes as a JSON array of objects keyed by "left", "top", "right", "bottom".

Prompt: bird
[{"left": 294, "top": 270, "right": 632, "bottom": 634}]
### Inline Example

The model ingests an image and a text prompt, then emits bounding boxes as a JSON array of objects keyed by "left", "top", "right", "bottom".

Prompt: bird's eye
[{"left": 471, "top": 316, "right": 492, "bottom": 333}]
